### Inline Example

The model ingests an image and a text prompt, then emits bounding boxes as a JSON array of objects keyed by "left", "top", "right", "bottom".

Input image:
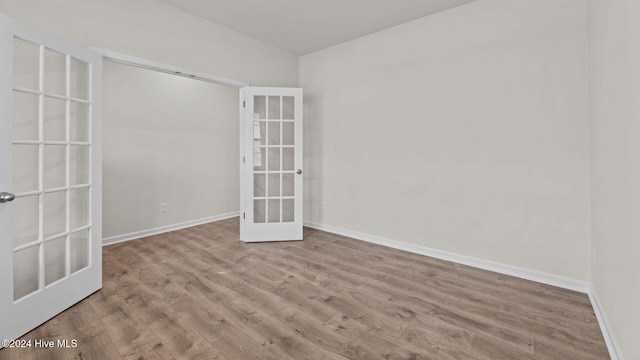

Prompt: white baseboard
[
  {"left": 303, "top": 221, "right": 590, "bottom": 293},
  {"left": 588, "top": 287, "right": 623, "bottom": 360},
  {"left": 102, "top": 211, "right": 240, "bottom": 246}
]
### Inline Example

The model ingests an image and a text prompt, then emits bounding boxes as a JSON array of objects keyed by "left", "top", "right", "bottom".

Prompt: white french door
[
  {"left": 0, "top": 13, "right": 102, "bottom": 343},
  {"left": 240, "top": 87, "right": 303, "bottom": 242}
]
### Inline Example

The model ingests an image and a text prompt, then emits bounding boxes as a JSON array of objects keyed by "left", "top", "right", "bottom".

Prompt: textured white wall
[
  {"left": 590, "top": 0, "right": 640, "bottom": 358},
  {"left": 300, "top": 0, "right": 591, "bottom": 280}
]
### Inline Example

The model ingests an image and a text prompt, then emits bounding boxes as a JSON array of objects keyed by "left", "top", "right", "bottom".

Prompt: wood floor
[{"left": 1, "top": 218, "right": 609, "bottom": 360}]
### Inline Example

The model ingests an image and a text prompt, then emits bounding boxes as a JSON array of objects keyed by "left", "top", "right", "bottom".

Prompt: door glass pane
[
  {"left": 13, "top": 245, "right": 40, "bottom": 300},
  {"left": 283, "top": 96, "right": 294, "bottom": 120},
  {"left": 253, "top": 96, "right": 266, "bottom": 120},
  {"left": 268, "top": 148, "right": 280, "bottom": 171},
  {"left": 70, "top": 57, "right": 89, "bottom": 100},
  {"left": 13, "top": 195, "right": 39, "bottom": 248},
  {"left": 12, "top": 144, "right": 39, "bottom": 194},
  {"left": 70, "top": 187, "right": 89, "bottom": 230},
  {"left": 253, "top": 121, "right": 266, "bottom": 146},
  {"left": 268, "top": 96, "right": 280, "bottom": 119},
  {"left": 44, "top": 191, "right": 66, "bottom": 238},
  {"left": 283, "top": 148, "right": 295, "bottom": 171},
  {"left": 44, "top": 145, "right": 66, "bottom": 190},
  {"left": 253, "top": 147, "right": 266, "bottom": 171},
  {"left": 268, "top": 173, "right": 280, "bottom": 197},
  {"left": 254, "top": 199, "right": 265, "bottom": 223},
  {"left": 70, "top": 101, "right": 90, "bottom": 142},
  {"left": 70, "top": 230, "right": 90, "bottom": 273},
  {"left": 268, "top": 122, "right": 280, "bottom": 145},
  {"left": 283, "top": 199, "right": 294, "bottom": 222},
  {"left": 45, "top": 237, "right": 66, "bottom": 286},
  {"left": 43, "top": 96, "right": 66, "bottom": 141},
  {"left": 268, "top": 199, "right": 280, "bottom": 223},
  {"left": 12, "top": 91, "right": 39, "bottom": 141},
  {"left": 282, "top": 122, "right": 294, "bottom": 145},
  {"left": 70, "top": 145, "right": 89, "bottom": 185},
  {"left": 254, "top": 174, "right": 265, "bottom": 197},
  {"left": 283, "top": 174, "right": 294, "bottom": 197},
  {"left": 44, "top": 48, "right": 66, "bottom": 96},
  {"left": 13, "top": 37, "right": 40, "bottom": 90}
]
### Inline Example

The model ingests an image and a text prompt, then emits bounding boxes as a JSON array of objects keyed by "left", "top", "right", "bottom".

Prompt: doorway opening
[{"left": 101, "top": 58, "right": 243, "bottom": 244}]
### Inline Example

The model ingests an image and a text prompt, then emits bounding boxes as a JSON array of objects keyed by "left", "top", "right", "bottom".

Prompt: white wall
[
  {"left": 0, "top": 0, "right": 299, "bottom": 239},
  {"left": 589, "top": 0, "right": 640, "bottom": 358},
  {"left": 300, "top": 0, "right": 591, "bottom": 281}
]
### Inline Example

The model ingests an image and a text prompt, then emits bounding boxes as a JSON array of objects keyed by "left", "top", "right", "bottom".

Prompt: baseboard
[
  {"left": 588, "top": 287, "right": 623, "bottom": 360},
  {"left": 303, "top": 221, "right": 590, "bottom": 293},
  {"left": 102, "top": 212, "right": 240, "bottom": 246}
]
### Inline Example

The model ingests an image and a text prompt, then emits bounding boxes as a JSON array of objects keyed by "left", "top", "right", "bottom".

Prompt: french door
[
  {"left": 0, "top": 13, "right": 102, "bottom": 343},
  {"left": 240, "top": 87, "right": 303, "bottom": 242}
]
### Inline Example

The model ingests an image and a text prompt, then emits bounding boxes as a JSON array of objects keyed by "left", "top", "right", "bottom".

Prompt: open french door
[
  {"left": 240, "top": 87, "right": 303, "bottom": 242},
  {"left": 0, "top": 13, "right": 102, "bottom": 343}
]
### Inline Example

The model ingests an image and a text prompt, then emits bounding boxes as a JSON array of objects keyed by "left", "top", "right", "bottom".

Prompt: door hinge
[
  {"left": 243, "top": 100, "right": 246, "bottom": 108},
  {"left": 243, "top": 212, "right": 245, "bottom": 219},
  {"left": 243, "top": 156, "right": 245, "bottom": 164}
]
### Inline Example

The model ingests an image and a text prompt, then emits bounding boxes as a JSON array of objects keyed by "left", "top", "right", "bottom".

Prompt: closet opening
[{"left": 100, "top": 51, "right": 247, "bottom": 244}]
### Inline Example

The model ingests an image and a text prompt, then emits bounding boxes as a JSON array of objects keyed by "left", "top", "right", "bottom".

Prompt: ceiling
[{"left": 158, "top": 0, "right": 477, "bottom": 55}]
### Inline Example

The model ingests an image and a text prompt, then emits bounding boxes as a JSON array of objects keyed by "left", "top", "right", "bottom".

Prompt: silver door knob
[
  {"left": 296, "top": 169, "right": 302, "bottom": 175},
  {"left": 0, "top": 192, "right": 15, "bottom": 203}
]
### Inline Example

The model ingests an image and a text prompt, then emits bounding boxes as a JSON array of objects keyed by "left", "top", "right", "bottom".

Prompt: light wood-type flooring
[{"left": 0, "top": 218, "right": 609, "bottom": 359}]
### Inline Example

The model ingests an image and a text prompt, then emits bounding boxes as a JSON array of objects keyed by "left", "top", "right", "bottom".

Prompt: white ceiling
[{"left": 158, "top": 0, "right": 477, "bottom": 55}]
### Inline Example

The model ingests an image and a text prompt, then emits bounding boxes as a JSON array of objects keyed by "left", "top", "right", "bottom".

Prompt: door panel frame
[
  {"left": 0, "top": 12, "right": 102, "bottom": 343},
  {"left": 240, "top": 87, "right": 303, "bottom": 242}
]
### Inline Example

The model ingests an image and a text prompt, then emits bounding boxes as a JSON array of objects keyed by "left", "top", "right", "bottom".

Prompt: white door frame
[{"left": 90, "top": 48, "right": 249, "bottom": 89}]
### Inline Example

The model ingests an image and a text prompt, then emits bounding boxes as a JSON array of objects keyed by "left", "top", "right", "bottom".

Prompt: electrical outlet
[{"left": 160, "top": 202, "right": 168, "bottom": 213}]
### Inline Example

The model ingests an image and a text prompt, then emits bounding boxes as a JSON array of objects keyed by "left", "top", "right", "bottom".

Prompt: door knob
[
  {"left": 296, "top": 169, "right": 302, "bottom": 175},
  {"left": 0, "top": 192, "right": 15, "bottom": 203}
]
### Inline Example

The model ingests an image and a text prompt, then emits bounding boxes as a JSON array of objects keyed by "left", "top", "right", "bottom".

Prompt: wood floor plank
[
  {"left": 498, "top": 301, "right": 606, "bottom": 343},
  {"left": 425, "top": 303, "right": 536, "bottom": 355},
  {"left": 172, "top": 298, "right": 282, "bottom": 360},
  {"left": 190, "top": 347, "right": 227, "bottom": 360},
  {"left": 471, "top": 334, "right": 538, "bottom": 360},
  {"left": 504, "top": 276, "right": 592, "bottom": 308},
  {"left": 61, "top": 323, "right": 123, "bottom": 360},
  {"left": 205, "top": 296, "right": 346, "bottom": 360},
  {"left": 1, "top": 218, "right": 610, "bottom": 360},
  {"left": 441, "top": 294, "right": 500, "bottom": 321},
  {"left": 116, "top": 280, "right": 211, "bottom": 359},
  {"left": 534, "top": 335, "right": 609, "bottom": 360},
  {"left": 272, "top": 306, "right": 395, "bottom": 360},
  {"left": 318, "top": 241, "right": 507, "bottom": 308},
  {"left": 398, "top": 323, "right": 481, "bottom": 360},
  {"left": 86, "top": 282, "right": 164, "bottom": 357},
  {"left": 152, "top": 260, "right": 311, "bottom": 359}
]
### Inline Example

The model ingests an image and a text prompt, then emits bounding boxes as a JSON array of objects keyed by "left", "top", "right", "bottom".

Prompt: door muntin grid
[
  {"left": 11, "top": 36, "right": 92, "bottom": 302},
  {"left": 252, "top": 95, "right": 296, "bottom": 224}
]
